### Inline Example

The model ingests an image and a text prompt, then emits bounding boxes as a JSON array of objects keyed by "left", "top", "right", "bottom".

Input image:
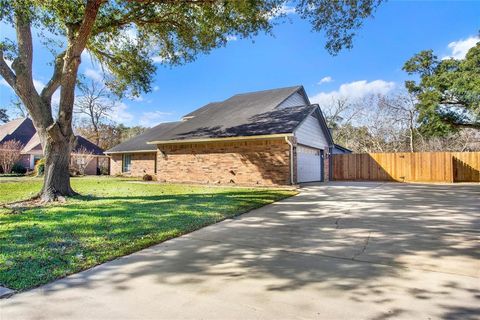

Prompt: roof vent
[{"left": 181, "top": 116, "right": 195, "bottom": 121}]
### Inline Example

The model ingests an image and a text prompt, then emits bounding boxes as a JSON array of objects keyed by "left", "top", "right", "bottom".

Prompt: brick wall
[
  {"left": 110, "top": 152, "right": 156, "bottom": 177},
  {"left": 156, "top": 139, "right": 292, "bottom": 186},
  {"left": 84, "top": 157, "right": 98, "bottom": 175},
  {"left": 324, "top": 151, "right": 330, "bottom": 182}
]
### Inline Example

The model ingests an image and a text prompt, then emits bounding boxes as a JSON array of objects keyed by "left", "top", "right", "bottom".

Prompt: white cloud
[
  {"left": 85, "top": 68, "right": 104, "bottom": 83},
  {"left": 267, "top": 4, "right": 296, "bottom": 20},
  {"left": 318, "top": 76, "right": 333, "bottom": 85},
  {"left": 226, "top": 35, "right": 238, "bottom": 42},
  {"left": 444, "top": 35, "right": 479, "bottom": 60},
  {"left": 310, "top": 80, "right": 396, "bottom": 105},
  {"left": 153, "top": 86, "right": 160, "bottom": 92},
  {"left": 33, "top": 79, "right": 46, "bottom": 92},
  {"left": 152, "top": 56, "right": 165, "bottom": 64},
  {"left": 110, "top": 102, "right": 134, "bottom": 125},
  {"left": 139, "top": 111, "right": 173, "bottom": 127}
]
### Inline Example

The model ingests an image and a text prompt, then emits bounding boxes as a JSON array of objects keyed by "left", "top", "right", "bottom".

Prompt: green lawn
[{"left": 0, "top": 176, "right": 296, "bottom": 291}]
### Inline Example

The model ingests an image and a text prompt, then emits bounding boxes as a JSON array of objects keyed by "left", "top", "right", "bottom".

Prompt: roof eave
[
  {"left": 104, "top": 149, "right": 158, "bottom": 154},
  {"left": 147, "top": 133, "right": 294, "bottom": 145}
]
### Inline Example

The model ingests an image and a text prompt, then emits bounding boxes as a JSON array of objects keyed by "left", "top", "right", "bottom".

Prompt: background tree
[
  {"left": 326, "top": 92, "right": 479, "bottom": 153},
  {"left": 403, "top": 41, "right": 480, "bottom": 136},
  {"left": 0, "top": 0, "right": 383, "bottom": 201},
  {"left": 74, "top": 80, "right": 115, "bottom": 145},
  {"left": 378, "top": 92, "right": 419, "bottom": 152},
  {"left": 0, "top": 139, "right": 23, "bottom": 174},
  {"left": 0, "top": 108, "right": 8, "bottom": 123},
  {"left": 8, "top": 97, "right": 28, "bottom": 118}
]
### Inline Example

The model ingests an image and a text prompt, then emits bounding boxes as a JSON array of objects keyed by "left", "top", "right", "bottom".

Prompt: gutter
[
  {"left": 147, "top": 133, "right": 294, "bottom": 145},
  {"left": 104, "top": 149, "right": 157, "bottom": 155}
]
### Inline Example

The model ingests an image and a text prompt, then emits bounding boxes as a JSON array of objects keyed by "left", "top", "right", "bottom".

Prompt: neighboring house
[
  {"left": 106, "top": 85, "right": 335, "bottom": 185},
  {"left": 0, "top": 118, "right": 106, "bottom": 174},
  {"left": 332, "top": 144, "right": 352, "bottom": 154}
]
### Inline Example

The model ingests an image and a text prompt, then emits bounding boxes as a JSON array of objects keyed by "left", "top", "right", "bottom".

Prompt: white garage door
[{"left": 297, "top": 145, "right": 322, "bottom": 183}]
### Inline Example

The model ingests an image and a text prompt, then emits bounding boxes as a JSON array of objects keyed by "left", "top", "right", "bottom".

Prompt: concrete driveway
[{"left": 1, "top": 182, "right": 479, "bottom": 320}]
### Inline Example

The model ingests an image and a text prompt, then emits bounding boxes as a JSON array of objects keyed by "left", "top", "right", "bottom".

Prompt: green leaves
[
  {"left": 403, "top": 42, "right": 480, "bottom": 136},
  {"left": 1, "top": 0, "right": 383, "bottom": 98}
]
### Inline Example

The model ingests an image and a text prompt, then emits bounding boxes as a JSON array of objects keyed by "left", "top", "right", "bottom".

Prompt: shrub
[
  {"left": 99, "top": 165, "right": 109, "bottom": 175},
  {"left": 11, "top": 163, "right": 27, "bottom": 174},
  {"left": 143, "top": 174, "right": 153, "bottom": 181},
  {"left": 69, "top": 168, "right": 82, "bottom": 177},
  {"left": 34, "top": 158, "right": 45, "bottom": 176},
  {"left": 0, "top": 140, "right": 24, "bottom": 173}
]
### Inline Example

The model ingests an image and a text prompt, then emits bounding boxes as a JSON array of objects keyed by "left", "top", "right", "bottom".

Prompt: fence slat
[{"left": 332, "top": 152, "right": 480, "bottom": 182}]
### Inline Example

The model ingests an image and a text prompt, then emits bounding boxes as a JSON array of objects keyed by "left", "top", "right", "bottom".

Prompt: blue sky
[{"left": 1, "top": 1, "right": 479, "bottom": 127}]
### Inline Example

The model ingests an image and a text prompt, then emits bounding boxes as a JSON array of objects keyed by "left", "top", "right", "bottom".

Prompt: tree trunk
[
  {"left": 38, "top": 126, "right": 77, "bottom": 202},
  {"left": 0, "top": 1, "right": 103, "bottom": 202}
]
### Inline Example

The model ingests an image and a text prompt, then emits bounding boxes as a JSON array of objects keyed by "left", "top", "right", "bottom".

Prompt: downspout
[{"left": 285, "top": 136, "right": 294, "bottom": 185}]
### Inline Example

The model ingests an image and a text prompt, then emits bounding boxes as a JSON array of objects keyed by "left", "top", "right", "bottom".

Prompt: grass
[{"left": 0, "top": 176, "right": 296, "bottom": 291}]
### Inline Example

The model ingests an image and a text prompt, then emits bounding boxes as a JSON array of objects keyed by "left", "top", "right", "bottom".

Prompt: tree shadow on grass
[
  {"left": 1, "top": 182, "right": 479, "bottom": 319},
  {"left": 0, "top": 189, "right": 294, "bottom": 291}
]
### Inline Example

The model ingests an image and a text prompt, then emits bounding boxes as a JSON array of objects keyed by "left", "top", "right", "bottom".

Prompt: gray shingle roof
[
  {"left": 106, "top": 85, "right": 321, "bottom": 153},
  {"left": 106, "top": 121, "right": 182, "bottom": 153}
]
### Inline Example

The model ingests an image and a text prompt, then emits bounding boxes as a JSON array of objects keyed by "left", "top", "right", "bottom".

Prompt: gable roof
[
  {"left": 148, "top": 86, "right": 314, "bottom": 143},
  {"left": 0, "top": 118, "right": 104, "bottom": 155},
  {"left": 0, "top": 118, "right": 36, "bottom": 146},
  {"left": 106, "top": 121, "right": 182, "bottom": 153},
  {"left": 21, "top": 133, "right": 105, "bottom": 155},
  {"left": 106, "top": 85, "right": 331, "bottom": 152},
  {"left": 333, "top": 144, "right": 352, "bottom": 153}
]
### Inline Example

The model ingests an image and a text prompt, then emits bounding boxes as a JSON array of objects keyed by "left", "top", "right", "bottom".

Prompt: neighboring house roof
[
  {"left": 22, "top": 133, "right": 105, "bottom": 155},
  {"left": 106, "top": 85, "right": 334, "bottom": 153},
  {"left": 333, "top": 144, "right": 352, "bottom": 153},
  {"left": 74, "top": 136, "right": 105, "bottom": 155},
  {"left": 0, "top": 118, "right": 104, "bottom": 155},
  {"left": 0, "top": 117, "right": 36, "bottom": 146}
]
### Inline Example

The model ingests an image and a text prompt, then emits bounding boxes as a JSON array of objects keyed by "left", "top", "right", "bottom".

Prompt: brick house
[
  {"left": 0, "top": 118, "right": 106, "bottom": 174},
  {"left": 106, "top": 86, "right": 335, "bottom": 185}
]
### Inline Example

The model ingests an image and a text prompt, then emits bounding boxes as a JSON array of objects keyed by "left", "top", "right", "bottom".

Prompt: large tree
[
  {"left": 0, "top": 0, "right": 383, "bottom": 201},
  {"left": 403, "top": 41, "right": 480, "bottom": 136}
]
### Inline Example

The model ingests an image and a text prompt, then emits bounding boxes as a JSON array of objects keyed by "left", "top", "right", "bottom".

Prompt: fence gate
[{"left": 332, "top": 152, "right": 480, "bottom": 183}]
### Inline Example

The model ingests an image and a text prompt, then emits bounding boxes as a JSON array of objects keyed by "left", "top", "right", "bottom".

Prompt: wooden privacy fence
[{"left": 332, "top": 152, "right": 480, "bottom": 183}]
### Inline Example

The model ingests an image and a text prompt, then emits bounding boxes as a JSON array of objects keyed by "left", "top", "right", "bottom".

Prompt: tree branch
[
  {"left": 12, "top": 11, "right": 33, "bottom": 84},
  {"left": 0, "top": 51, "right": 16, "bottom": 89},
  {"left": 58, "top": 0, "right": 104, "bottom": 135},
  {"left": 41, "top": 51, "right": 66, "bottom": 104}
]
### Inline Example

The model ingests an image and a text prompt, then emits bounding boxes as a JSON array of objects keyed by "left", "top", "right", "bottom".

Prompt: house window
[
  {"left": 154, "top": 156, "right": 157, "bottom": 174},
  {"left": 122, "top": 154, "right": 132, "bottom": 173}
]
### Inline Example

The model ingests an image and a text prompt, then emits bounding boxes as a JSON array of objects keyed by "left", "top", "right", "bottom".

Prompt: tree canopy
[
  {"left": 1, "top": 0, "right": 383, "bottom": 98},
  {"left": 403, "top": 41, "right": 480, "bottom": 136},
  {"left": 0, "top": 0, "right": 383, "bottom": 201}
]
